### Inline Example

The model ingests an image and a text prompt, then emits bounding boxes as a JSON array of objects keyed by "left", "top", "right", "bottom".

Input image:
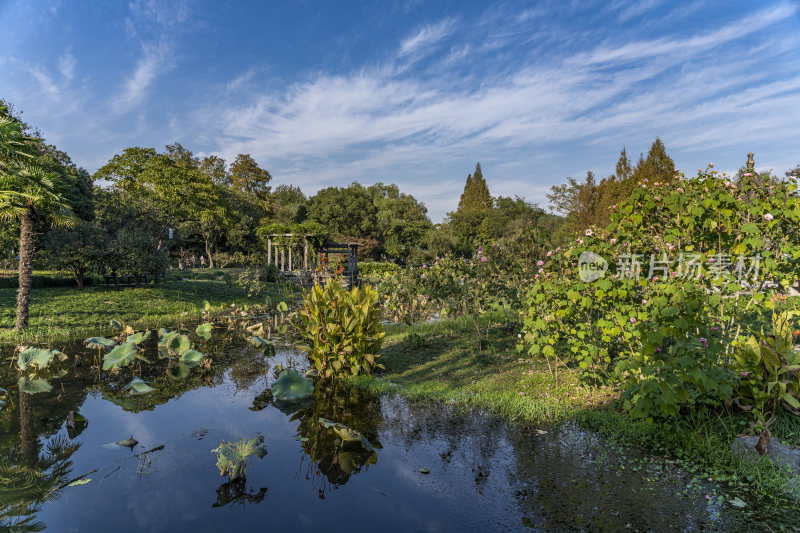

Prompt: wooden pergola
[{"left": 264, "top": 234, "right": 361, "bottom": 286}]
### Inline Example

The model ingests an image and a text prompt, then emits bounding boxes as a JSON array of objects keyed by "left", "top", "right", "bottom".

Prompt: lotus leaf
[
  {"left": 165, "top": 333, "right": 191, "bottom": 355},
  {"left": 196, "top": 323, "right": 213, "bottom": 340},
  {"left": 103, "top": 342, "right": 139, "bottom": 370},
  {"left": 271, "top": 369, "right": 314, "bottom": 401},
  {"left": 17, "top": 348, "right": 58, "bottom": 371},
  {"left": 126, "top": 331, "right": 152, "bottom": 344},
  {"left": 212, "top": 437, "right": 267, "bottom": 481},
  {"left": 85, "top": 337, "right": 117, "bottom": 351},
  {"left": 179, "top": 349, "right": 204, "bottom": 367},
  {"left": 18, "top": 376, "right": 53, "bottom": 395},
  {"left": 318, "top": 417, "right": 376, "bottom": 451},
  {"left": 249, "top": 336, "right": 275, "bottom": 356},
  {"left": 124, "top": 377, "right": 155, "bottom": 396},
  {"left": 166, "top": 363, "right": 192, "bottom": 379}
]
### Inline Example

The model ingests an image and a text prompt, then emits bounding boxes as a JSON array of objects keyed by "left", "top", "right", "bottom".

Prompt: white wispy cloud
[
  {"left": 58, "top": 50, "right": 76, "bottom": 80},
  {"left": 399, "top": 18, "right": 456, "bottom": 57},
  {"left": 202, "top": 2, "right": 800, "bottom": 220},
  {"left": 116, "top": 41, "right": 171, "bottom": 111},
  {"left": 28, "top": 66, "right": 59, "bottom": 97}
]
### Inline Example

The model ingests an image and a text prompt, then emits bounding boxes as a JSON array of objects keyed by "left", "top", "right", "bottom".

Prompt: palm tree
[{"left": 0, "top": 112, "right": 76, "bottom": 329}]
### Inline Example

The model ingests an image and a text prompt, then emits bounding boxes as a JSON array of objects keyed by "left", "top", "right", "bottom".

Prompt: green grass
[
  {"left": 347, "top": 315, "right": 799, "bottom": 503},
  {"left": 0, "top": 279, "right": 296, "bottom": 345}
]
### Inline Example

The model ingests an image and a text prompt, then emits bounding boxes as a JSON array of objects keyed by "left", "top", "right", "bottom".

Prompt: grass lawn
[
  {"left": 0, "top": 279, "right": 295, "bottom": 345},
  {"left": 348, "top": 315, "right": 799, "bottom": 503}
]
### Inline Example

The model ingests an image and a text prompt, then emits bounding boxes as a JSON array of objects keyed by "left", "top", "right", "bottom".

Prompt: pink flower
[
  {"left": 643, "top": 178, "right": 648, "bottom": 183},
  {"left": 642, "top": 299, "right": 647, "bottom": 304},
  {"left": 577, "top": 238, "right": 583, "bottom": 244},
  {"left": 744, "top": 172, "right": 753, "bottom": 177},
  {"left": 700, "top": 337, "right": 708, "bottom": 344},
  {"left": 742, "top": 371, "right": 748, "bottom": 377},
  {"left": 480, "top": 256, "right": 487, "bottom": 262},
  {"left": 712, "top": 326, "right": 719, "bottom": 331},
  {"left": 671, "top": 271, "right": 678, "bottom": 277},
  {"left": 422, "top": 264, "right": 427, "bottom": 269},
  {"left": 676, "top": 187, "right": 684, "bottom": 193},
  {"left": 764, "top": 213, "right": 774, "bottom": 221},
  {"left": 641, "top": 184, "right": 647, "bottom": 189},
  {"left": 610, "top": 204, "right": 617, "bottom": 210},
  {"left": 610, "top": 238, "right": 617, "bottom": 244},
  {"left": 546, "top": 251, "right": 552, "bottom": 257},
  {"left": 585, "top": 229, "right": 593, "bottom": 236},
  {"left": 705, "top": 494, "right": 712, "bottom": 501},
  {"left": 708, "top": 163, "right": 714, "bottom": 168},
  {"left": 435, "top": 256, "right": 440, "bottom": 260},
  {"left": 537, "top": 260, "right": 544, "bottom": 266},
  {"left": 652, "top": 276, "right": 659, "bottom": 282},
  {"left": 630, "top": 317, "right": 637, "bottom": 324},
  {"left": 655, "top": 348, "right": 661, "bottom": 353},
  {"left": 667, "top": 244, "right": 675, "bottom": 251},
  {"left": 535, "top": 274, "right": 539, "bottom": 279}
]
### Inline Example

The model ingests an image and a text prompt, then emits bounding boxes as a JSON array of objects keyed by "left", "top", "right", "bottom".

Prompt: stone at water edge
[{"left": 732, "top": 436, "right": 800, "bottom": 471}]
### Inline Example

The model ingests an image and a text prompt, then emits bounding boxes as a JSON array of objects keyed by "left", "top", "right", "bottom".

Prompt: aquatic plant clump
[
  {"left": 212, "top": 437, "right": 268, "bottom": 481},
  {"left": 292, "top": 279, "right": 385, "bottom": 379}
]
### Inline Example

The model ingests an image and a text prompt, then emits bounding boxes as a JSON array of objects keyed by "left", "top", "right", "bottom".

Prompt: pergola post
[
  {"left": 289, "top": 246, "right": 293, "bottom": 271},
  {"left": 267, "top": 238, "right": 272, "bottom": 266},
  {"left": 303, "top": 236, "right": 308, "bottom": 270}
]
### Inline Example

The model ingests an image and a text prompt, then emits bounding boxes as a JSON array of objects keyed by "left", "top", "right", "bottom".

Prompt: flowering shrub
[{"left": 520, "top": 164, "right": 800, "bottom": 420}]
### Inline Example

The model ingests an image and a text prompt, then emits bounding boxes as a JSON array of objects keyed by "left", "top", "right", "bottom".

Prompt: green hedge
[
  {"left": 0, "top": 275, "right": 101, "bottom": 289},
  {"left": 357, "top": 261, "right": 401, "bottom": 277}
]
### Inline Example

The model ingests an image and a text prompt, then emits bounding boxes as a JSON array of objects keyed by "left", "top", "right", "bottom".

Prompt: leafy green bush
[
  {"left": 732, "top": 303, "right": 800, "bottom": 428},
  {"left": 519, "top": 164, "right": 800, "bottom": 421},
  {"left": 357, "top": 261, "right": 400, "bottom": 277},
  {"left": 292, "top": 279, "right": 385, "bottom": 379}
]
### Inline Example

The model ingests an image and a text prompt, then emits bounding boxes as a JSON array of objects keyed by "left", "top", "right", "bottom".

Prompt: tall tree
[
  {"left": 199, "top": 155, "right": 231, "bottom": 187},
  {"left": 94, "top": 146, "right": 219, "bottom": 250},
  {"left": 230, "top": 154, "right": 272, "bottom": 206},
  {"left": 0, "top": 104, "right": 76, "bottom": 329},
  {"left": 457, "top": 163, "right": 492, "bottom": 213},
  {"left": 272, "top": 184, "right": 308, "bottom": 224}
]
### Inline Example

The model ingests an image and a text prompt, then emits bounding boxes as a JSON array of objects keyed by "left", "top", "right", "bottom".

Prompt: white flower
[
  {"left": 764, "top": 213, "right": 774, "bottom": 221},
  {"left": 585, "top": 229, "right": 593, "bottom": 236}
]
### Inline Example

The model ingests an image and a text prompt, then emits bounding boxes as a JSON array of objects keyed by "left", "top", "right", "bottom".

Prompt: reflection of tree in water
[
  {"left": 289, "top": 385, "right": 383, "bottom": 495},
  {"left": 378, "top": 398, "right": 511, "bottom": 490},
  {"left": 211, "top": 479, "right": 267, "bottom": 508},
  {"left": 1, "top": 386, "right": 82, "bottom": 531}
]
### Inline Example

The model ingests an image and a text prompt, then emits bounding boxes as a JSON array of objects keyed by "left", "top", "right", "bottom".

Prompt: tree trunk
[
  {"left": 19, "top": 388, "right": 37, "bottom": 468},
  {"left": 15, "top": 207, "right": 37, "bottom": 330},
  {"left": 205, "top": 237, "right": 215, "bottom": 269}
]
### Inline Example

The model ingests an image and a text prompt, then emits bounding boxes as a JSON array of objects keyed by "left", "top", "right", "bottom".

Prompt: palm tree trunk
[
  {"left": 19, "top": 388, "right": 38, "bottom": 467},
  {"left": 16, "top": 206, "right": 37, "bottom": 330}
]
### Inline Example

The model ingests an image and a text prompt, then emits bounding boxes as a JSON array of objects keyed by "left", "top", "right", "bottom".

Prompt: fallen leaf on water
[
  {"left": 729, "top": 497, "right": 746, "bottom": 508},
  {"left": 68, "top": 478, "right": 92, "bottom": 487},
  {"left": 418, "top": 467, "right": 430, "bottom": 474}
]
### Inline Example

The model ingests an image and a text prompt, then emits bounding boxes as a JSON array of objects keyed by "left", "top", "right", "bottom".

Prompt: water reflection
[
  {"left": 289, "top": 385, "right": 381, "bottom": 490},
  {"left": 1, "top": 336, "right": 797, "bottom": 531}
]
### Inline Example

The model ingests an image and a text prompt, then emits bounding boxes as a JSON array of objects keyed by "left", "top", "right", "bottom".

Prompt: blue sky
[{"left": 1, "top": 0, "right": 799, "bottom": 221}]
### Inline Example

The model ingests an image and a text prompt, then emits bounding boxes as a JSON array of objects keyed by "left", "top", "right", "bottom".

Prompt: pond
[{"left": 1, "top": 330, "right": 796, "bottom": 531}]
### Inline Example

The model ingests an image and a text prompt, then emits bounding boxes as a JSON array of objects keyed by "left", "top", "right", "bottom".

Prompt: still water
[{"left": 0, "top": 337, "right": 794, "bottom": 532}]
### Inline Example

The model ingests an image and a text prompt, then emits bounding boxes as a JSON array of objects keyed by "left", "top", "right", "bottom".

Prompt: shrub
[
  {"left": 357, "top": 261, "right": 400, "bottom": 277},
  {"left": 292, "top": 278, "right": 385, "bottom": 379},
  {"left": 731, "top": 302, "right": 800, "bottom": 428}
]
